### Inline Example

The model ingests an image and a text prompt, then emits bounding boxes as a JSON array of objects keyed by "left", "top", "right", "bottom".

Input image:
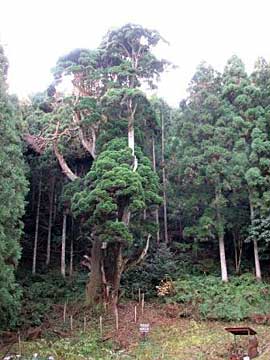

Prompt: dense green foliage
[
  {"left": 0, "top": 46, "right": 28, "bottom": 329},
  {"left": 122, "top": 244, "right": 179, "bottom": 298},
  {"left": 167, "top": 274, "right": 270, "bottom": 321},
  {"left": 168, "top": 56, "right": 270, "bottom": 281},
  {"left": 3, "top": 22, "right": 270, "bottom": 337},
  {"left": 17, "top": 270, "right": 87, "bottom": 327}
]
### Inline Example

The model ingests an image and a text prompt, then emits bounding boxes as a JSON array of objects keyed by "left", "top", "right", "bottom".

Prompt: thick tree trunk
[
  {"left": 111, "top": 244, "right": 124, "bottom": 309},
  {"left": 161, "top": 113, "right": 168, "bottom": 245},
  {"left": 101, "top": 243, "right": 125, "bottom": 309},
  {"left": 249, "top": 195, "right": 262, "bottom": 281},
  {"left": 46, "top": 177, "right": 55, "bottom": 266},
  {"left": 32, "top": 178, "right": 41, "bottom": 275},
  {"left": 152, "top": 136, "right": 160, "bottom": 245},
  {"left": 86, "top": 239, "right": 103, "bottom": 304},
  {"left": 61, "top": 211, "right": 67, "bottom": 278}
]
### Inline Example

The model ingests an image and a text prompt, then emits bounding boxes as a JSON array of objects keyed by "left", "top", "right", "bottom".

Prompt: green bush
[
  {"left": 17, "top": 270, "right": 87, "bottom": 327},
  {"left": 122, "top": 244, "right": 179, "bottom": 298},
  {"left": 167, "top": 274, "right": 270, "bottom": 321}
]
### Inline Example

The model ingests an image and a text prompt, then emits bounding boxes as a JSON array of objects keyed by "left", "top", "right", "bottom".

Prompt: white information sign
[{"left": 139, "top": 323, "right": 150, "bottom": 333}]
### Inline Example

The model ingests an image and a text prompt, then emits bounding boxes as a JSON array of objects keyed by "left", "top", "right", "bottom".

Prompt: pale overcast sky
[{"left": 1, "top": 0, "right": 270, "bottom": 106}]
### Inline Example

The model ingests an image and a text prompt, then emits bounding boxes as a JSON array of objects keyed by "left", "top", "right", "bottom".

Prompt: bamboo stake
[
  {"left": 70, "top": 315, "right": 73, "bottom": 331},
  {"left": 18, "top": 331, "right": 22, "bottom": 356},
  {"left": 115, "top": 307, "right": 119, "bottom": 331},
  {"left": 83, "top": 317, "right": 86, "bottom": 332},
  {"left": 99, "top": 316, "right": 103, "bottom": 337},
  {"left": 134, "top": 305, "right": 137, "bottom": 323},
  {"left": 63, "top": 301, "right": 67, "bottom": 323},
  {"left": 141, "top": 293, "right": 145, "bottom": 315},
  {"left": 138, "top": 288, "right": 141, "bottom": 303}
]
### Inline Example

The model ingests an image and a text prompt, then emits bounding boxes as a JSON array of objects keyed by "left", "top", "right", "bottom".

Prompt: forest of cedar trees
[{"left": 2, "top": 23, "right": 270, "bottom": 359}]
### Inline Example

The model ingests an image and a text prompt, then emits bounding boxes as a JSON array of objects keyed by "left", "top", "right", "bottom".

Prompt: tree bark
[
  {"left": 127, "top": 99, "right": 138, "bottom": 172},
  {"left": 32, "top": 178, "right": 41, "bottom": 275},
  {"left": 46, "top": 177, "right": 55, "bottom": 266},
  {"left": 111, "top": 244, "right": 124, "bottom": 309},
  {"left": 249, "top": 195, "right": 262, "bottom": 281},
  {"left": 61, "top": 211, "right": 67, "bottom": 278},
  {"left": 73, "top": 111, "right": 96, "bottom": 159},
  {"left": 161, "top": 112, "right": 168, "bottom": 245},
  {"left": 218, "top": 232, "right": 228, "bottom": 282},
  {"left": 69, "top": 217, "right": 74, "bottom": 277},
  {"left": 253, "top": 239, "right": 261, "bottom": 281},
  {"left": 128, "top": 122, "right": 135, "bottom": 155},
  {"left": 152, "top": 136, "right": 160, "bottom": 245},
  {"left": 53, "top": 188, "right": 57, "bottom": 223},
  {"left": 232, "top": 231, "right": 243, "bottom": 275},
  {"left": 215, "top": 189, "right": 228, "bottom": 282},
  {"left": 86, "top": 239, "right": 103, "bottom": 304},
  {"left": 53, "top": 141, "right": 78, "bottom": 181}
]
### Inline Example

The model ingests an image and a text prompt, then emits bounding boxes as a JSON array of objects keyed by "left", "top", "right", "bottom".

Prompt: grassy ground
[{"left": 2, "top": 302, "right": 270, "bottom": 359}]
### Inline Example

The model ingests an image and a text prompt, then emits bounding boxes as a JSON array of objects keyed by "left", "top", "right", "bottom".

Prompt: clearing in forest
[{"left": 2, "top": 302, "right": 270, "bottom": 360}]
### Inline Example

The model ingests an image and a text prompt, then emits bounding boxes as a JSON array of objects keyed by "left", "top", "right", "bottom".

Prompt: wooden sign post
[{"left": 139, "top": 323, "right": 150, "bottom": 341}]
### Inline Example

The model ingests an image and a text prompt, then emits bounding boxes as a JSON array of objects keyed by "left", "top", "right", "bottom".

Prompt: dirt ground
[{"left": 1, "top": 301, "right": 270, "bottom": 359}]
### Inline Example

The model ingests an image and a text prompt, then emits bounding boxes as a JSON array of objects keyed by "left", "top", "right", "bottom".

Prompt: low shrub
[
  {"left": 122, "top": 244, "right": 179, "bottom": 298},
  {"left": 165, "top": 273, "right": 270, "bottom": 321},
  {"left": 17, "top": 270, "right": 87, "bottom": 327}
]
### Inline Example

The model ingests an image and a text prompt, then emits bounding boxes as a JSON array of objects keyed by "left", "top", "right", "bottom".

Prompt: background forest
[{"left": 2, "top": 23, "right": 270, "bottom": 358}]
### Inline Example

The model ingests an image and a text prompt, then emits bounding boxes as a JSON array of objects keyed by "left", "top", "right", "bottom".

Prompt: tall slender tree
[{"left": 0, "top": 45, "right": 28, "bottom": 328}]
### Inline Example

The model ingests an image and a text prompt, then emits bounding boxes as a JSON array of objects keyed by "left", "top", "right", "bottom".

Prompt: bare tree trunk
[
  {"left": 53, "top": 188, "right": 57, "bottom": 223},
  {"left": 253, "top": 239, "right": 261, "bottom": 280},
  {"left": 46, "top": 177, "right": 55, "bottom": 266},
  {"left": 111, "top": 244, "right": 124, "bottom": 309},
  {"left": 69, "top": 217, "right": 74, "bottom": 277},
  {"left": 161, "top": 113, "right": 168, "bottom": 245},
  {"left": 86, "top": 239, "right": 103, "bottom": 304},
  {"left": 215, "top": 189, "right": 228, "bottom": 282},
  {"left": 219, "top": 232, "right": 228, "bottom": 282},
  {"left": 128, "top": 122, "right": 135, "bottom": 154},
  {"left": 232, "top": 231, "right": 243, "bottom": 275},
  {"left": 31, "top": 179, "right": 36, "bottom": 212},
  {"left": 61, "top": 211, "right": 67, "bottom": 278},
  {"left": 73, "top": 111, "right": 96, "bottom": 159},
  {"left": 127, "top": 99, "right": 135, "bottom": 155},
  {"left": 32, "top": 178, "right": 42, "bottom": 275},
  {"left": 249, "top": 195, "right": 262, "bottom": 281},
  {"left": 152, "top": 136, "right": 160, "bottom": 245},
  {"left": 53, "top": 141, "right": 78, "bottom": 181},
  {"left": 127, "top": 99, "right": 138, "bottom": 172}
]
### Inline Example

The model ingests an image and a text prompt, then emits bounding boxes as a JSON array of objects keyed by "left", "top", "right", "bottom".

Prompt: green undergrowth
[
  {"left": 10, "top": 332, "right": 117, "bottom": 360},
  {"left": 7, "top": 320, "right": 270, "bottom": 360},
  {"left": 17, "top": 270, "right": 87, "bottom": 328},
  {"left": 166, "top": 274, "right": 270, "bottom": 321}
]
